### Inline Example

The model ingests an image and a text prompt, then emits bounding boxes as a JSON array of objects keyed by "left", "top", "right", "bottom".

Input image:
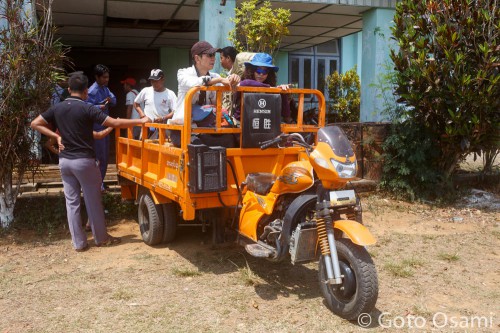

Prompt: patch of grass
[
  {"left": 111, "top": 290, "right": 134, "bottom": 301},
  {"left": 364, "top": 198, "right": 387, "bottom": 217},
  {"left": 374, "top": 236, "right": 391, "bottom": 247},
  {"left": 402, "top": 257, "right": 425, "bottom": 268},
  {"left": 368, "top": 249, "right": 378, "bottom": 258},
  {"left": 10, "top": 193, "right": 136, "bottom": 236},
  {"left": 238, "top": 263, "right": 261, "bottom": 286},
  {"left": 227, "top": 257, "right": 262, "bottom": 286},
  {"left": 172, "top": 267, "right": 202, "bottom": 277},
  {"left": 412, "top": 304, "right": 433, "bottom": 318},
  {"left": 438, "top": 252, "right": 460, "bottom": 262},
  {"left": 486, "top": 290, "right": 500, "bottom": 300},
  {"left": 101, "top": 193, "right": 136, "bottom": 219},
  {"left": 13, "top": 195, "right": 67, "bottom": 235},
  {"left": 384, "top": 262, "right": 415, "bottom": 277},
  {"left": 422, "top": 234, "right": 438, "bottom": 241},
  {"left": 384, "top": 256, "right": 424, "bottom": 277},
  {"left": 131, "top": 252, "right": 157, "bottom": 261}
]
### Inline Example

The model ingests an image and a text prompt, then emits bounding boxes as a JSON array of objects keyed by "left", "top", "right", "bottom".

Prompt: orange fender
[{"left": 334, "top": 220, "right": 376, "bottom": 246}]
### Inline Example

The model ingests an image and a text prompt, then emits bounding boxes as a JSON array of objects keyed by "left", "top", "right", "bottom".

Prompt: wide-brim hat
[{"left": 244, "top": 53, "right": 279, "bottom": 72}]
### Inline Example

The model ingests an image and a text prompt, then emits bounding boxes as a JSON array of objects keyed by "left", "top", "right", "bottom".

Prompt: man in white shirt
[
  {"left": 172, "top": 41, "right": 240, "bottom": 126},
  {"left": 121, "top": 77, "right": 140, "bottom": 139},
  {"left": 134, "top": 69, "right": 177, "bottom": 139}
]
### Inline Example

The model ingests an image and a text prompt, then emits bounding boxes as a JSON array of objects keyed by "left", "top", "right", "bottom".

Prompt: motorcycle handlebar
[{"left": 259, "top": 136, "right": 284, "bottom": 150}]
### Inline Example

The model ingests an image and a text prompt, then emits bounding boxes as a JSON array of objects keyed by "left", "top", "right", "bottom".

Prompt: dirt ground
[{"left": 0, "top": 193, "right": 499, "bottom": 333}]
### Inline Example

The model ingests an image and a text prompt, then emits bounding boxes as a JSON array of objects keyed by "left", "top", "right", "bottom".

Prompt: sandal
[
  {"left": 96, "top": 235, "right": 121, "bottom": 247},
  {"left": 75, "top": 244, "right": 89, "bottom": 252}
]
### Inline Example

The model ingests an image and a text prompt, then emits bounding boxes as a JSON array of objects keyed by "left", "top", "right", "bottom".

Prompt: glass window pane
[
  {"left": 304, "top": 58, "right": 312, "bottom": 89},
  {"left": 316, "top": 40, "right": 339, "bottom": 55},
  {"left": 317, "top": 59, "right": 326, "bottom": 97},
  {"left": 294, "top": 47, "right": 314, "bottom": 54},
  {"left": 329, "top": 59, "right": 338, "bottom": 75},
  {"left": 291, "top": 58, "right": 299, "bottom": 87}
]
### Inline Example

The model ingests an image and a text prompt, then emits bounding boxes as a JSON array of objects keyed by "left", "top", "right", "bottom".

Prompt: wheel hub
[{"left": 330, "top": 261, "right": 356, "bottom": 301}]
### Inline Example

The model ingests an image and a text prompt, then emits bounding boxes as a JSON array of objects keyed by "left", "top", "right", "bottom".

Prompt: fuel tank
[{"left": 269, "top": 160, "right": 314, "bottom": 194}]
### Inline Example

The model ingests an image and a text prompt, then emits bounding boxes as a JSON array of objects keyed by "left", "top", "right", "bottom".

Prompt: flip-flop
[{"left": 96, "top": 236, "right": 121, "bottom": 247}]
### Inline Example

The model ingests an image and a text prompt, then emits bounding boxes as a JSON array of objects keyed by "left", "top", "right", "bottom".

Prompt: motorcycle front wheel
[{"left": 318, "top": 238, "right": 378, "bottom": 321}]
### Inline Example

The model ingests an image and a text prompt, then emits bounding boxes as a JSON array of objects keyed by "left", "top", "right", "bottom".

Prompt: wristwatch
[{"left": 202, "top": 76, "right": 211, "bottom": 86}]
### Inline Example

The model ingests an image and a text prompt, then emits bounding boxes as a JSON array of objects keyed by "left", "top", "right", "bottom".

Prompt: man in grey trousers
[{"left": 31, "top": 73, "right": 151, "bottom": 251}]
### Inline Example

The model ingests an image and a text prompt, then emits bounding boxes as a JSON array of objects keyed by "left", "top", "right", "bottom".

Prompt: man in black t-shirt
[{"left": 31, "top": 74, "right": 151, "bottom": 251}]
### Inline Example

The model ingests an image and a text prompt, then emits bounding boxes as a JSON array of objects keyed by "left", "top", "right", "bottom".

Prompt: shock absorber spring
[
  {"left": 316, "top": 203, "right": 342, "bottom": 284},
  {"left": 316, "top": 215, "right": 331, "bottom": 255}
]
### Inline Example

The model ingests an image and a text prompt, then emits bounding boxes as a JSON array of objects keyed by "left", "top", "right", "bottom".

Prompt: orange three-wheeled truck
[{"left": 115, "top": 86, "right": 378, "bottom": 320}]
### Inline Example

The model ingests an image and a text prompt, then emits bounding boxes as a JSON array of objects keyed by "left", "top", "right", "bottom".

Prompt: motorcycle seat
[{"left": 246, "top": 172, "right": 277, "bottom": 195}]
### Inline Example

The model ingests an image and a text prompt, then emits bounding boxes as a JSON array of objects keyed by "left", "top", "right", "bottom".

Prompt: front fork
[
  {"left": 315, "top": 185, "right": 343, "bottom": 285},
  {"left": 316, "top": 201, "right": 343, "bottom": 284}
]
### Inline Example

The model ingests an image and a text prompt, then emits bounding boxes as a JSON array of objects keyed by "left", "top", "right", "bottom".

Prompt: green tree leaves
[
  {"left": 390, "top": 0, "right": 499, "bottom": 179},
  {"left": 326, "top": 67, "right": 361, "bottom": 123},
  {"left": 228, "top": 0, "right": 290, "bottom": 56},
  {"left": 0, "top": 0, "right": 67, "bottom": 227}
]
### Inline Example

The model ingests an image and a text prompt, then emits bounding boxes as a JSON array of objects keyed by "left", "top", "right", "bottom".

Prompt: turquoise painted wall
[
  {"left": 159, "top": 47, "right": 190, "bottom": 95},
  {"left": 275, "top": 51, "right": 289, "bottom": 85},
  {"left": 200, "top": 0, "right": 236, "bottom": 74},
  {"left": 341, "top": 32, "right": 362, "bottom": 74},
  {"left": 360, "top": 8, "right": 396, "bottom": 122}
]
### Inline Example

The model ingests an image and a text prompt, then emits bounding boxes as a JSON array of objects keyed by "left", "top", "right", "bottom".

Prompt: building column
[
  {"left": 199, "top": 0, "right": 236, "bottom": 73},
  {"left": 341, "top": 32, "right": 362, "bottom": 74},
  {"left": 275, "top": 51, "right": 289, "bottom": 85},
  {"left": 360, "top": 8, "right": 396, "bottom": 122},
  {"left": 159, "top": 47, "right": 189, "bottom": 95}
]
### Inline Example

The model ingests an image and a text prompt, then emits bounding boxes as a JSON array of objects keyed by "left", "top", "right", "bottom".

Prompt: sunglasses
[
  {"left": 202, "top": 53, "right": 216, "bottom": 58},
  {"left": 255, "top": 68, "right": 269, "bottom": 75}
]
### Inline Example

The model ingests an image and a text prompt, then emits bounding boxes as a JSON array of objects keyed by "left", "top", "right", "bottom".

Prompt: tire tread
[{"left": 138, "top": 194, "right": 164, "bottom": 246}]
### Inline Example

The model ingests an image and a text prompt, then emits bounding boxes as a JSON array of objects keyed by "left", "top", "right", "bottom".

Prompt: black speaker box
[
  {"left": 188, "top": 144, "right": 227, "bottom": 193},
  {"left": 241, "top": 93, "right": 282, "bottom": 148}
]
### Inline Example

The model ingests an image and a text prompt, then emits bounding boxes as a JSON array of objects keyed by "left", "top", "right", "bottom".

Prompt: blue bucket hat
[{"left": 244, "top": 53, "right": 279, "bottom": 72}]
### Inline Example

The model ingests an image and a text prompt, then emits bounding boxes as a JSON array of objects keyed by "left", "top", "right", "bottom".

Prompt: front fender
[{"left": 334, "top": 220, "right": 376, "bottom": 246}]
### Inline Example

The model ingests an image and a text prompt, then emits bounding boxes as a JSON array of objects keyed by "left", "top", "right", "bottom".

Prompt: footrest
[{"left": 245, "top": 243, "right": 275, "bottom": 258}]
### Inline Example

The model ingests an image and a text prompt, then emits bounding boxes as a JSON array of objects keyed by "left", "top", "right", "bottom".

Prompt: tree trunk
[
  {"left": 0, "top": 166, "right": 18, "bottom": 229},
  {"left": 483, "top": 149, "right": 499, "bottom": 174},
  {"left": 441, "top": 151, "right": 462, "bottom": 180}
]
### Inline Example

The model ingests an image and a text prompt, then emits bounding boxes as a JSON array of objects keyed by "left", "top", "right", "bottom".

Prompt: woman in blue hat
[{"left": 232, "top": 53, "right": 293, "bottom": 123}]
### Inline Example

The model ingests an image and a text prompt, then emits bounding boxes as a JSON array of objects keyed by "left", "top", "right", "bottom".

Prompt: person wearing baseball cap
[
  {"left": 133, "top": 69, "right": 177, "bottom": 139},
  {"left": 120, "top": 77, "right": 136, "bottom": 86},
  {"left": 171, "top": 41, "right": 240, "bottom": 129}
]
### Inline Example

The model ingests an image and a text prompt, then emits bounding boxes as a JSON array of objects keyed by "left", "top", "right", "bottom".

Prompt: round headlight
[{"left": 331, "top": 159, "right": 357, "bottom": 178}]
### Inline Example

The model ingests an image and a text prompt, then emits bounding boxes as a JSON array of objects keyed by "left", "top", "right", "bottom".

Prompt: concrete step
[
  {"left": 19, "top": 184, "right": 122, "bottom": 198},
  {"left": 17, "top": 164, "right": 120, "bottom": 196}
]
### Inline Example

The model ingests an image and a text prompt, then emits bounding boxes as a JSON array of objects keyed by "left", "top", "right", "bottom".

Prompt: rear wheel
[
  {"left": 138, "top": 193, "right": 164, "bottom": 245},
  {"left": 161, "top": 203, "right": 177, "bottom": 244},
  {"left": 319, "top": 238, "right": 378, "bottom": 320}
]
